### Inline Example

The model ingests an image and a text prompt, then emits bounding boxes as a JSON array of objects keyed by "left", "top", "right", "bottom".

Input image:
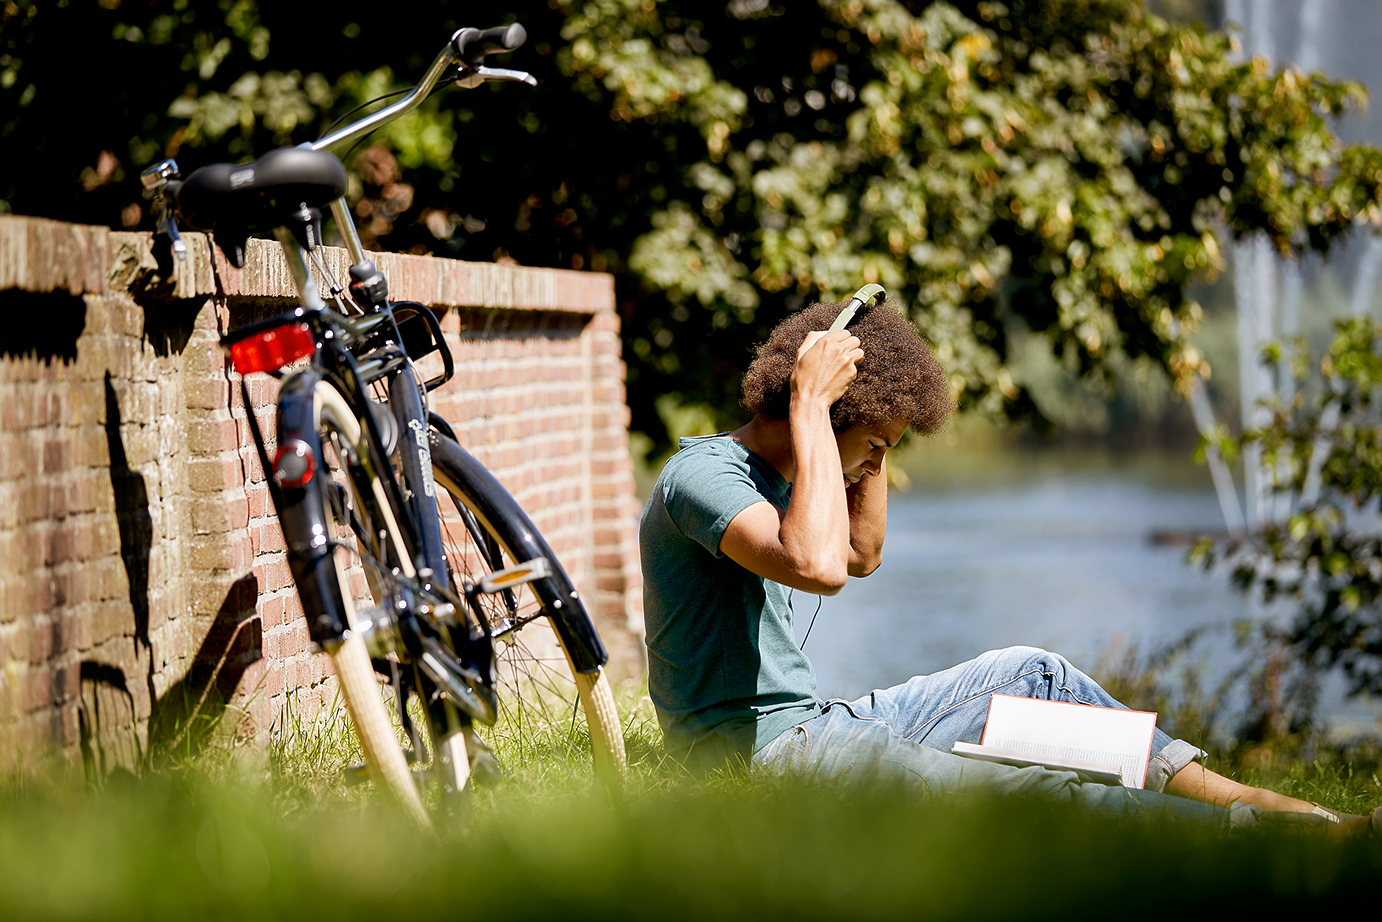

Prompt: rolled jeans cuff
[{"left": 1143, "top": 739, "right": 1206, "bottom": 793}]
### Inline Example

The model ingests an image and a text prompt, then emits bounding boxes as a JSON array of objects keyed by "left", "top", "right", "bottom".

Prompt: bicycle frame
[
  {"left": 232, "top": 30, "right": 533, "bottom": 645},
  {"left": 148, "top": 25, "right": 612, "bottom": 726}
]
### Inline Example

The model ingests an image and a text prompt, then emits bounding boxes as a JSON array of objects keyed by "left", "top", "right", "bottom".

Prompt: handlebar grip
[{"left": 453, "top": 23, "right": 527, "bottom": 64}]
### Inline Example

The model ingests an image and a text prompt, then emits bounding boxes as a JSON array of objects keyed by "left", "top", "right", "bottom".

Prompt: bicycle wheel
[{"left": 428, "top": 432, "right": 627, "bottom": 789}]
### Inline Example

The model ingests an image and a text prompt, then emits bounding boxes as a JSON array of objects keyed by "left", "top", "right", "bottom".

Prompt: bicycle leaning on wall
[{"left": 140, "top": 23, "right": 625, "bottom": 825}]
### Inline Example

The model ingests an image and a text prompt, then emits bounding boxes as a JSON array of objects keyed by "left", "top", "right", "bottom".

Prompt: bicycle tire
[{"left": 428, "top": 433, "right": 627, "bottom": 790}]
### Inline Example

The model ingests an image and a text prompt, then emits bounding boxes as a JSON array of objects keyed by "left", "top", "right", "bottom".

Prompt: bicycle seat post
[
  {"left": 273, "top": 226, "right": 328, "bottom": 313},
  {"left": 328, "top": 196, "right": 389, "bottom": 311}
]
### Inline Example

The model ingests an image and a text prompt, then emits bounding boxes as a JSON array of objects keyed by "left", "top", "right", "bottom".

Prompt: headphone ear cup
[{"left": 853, "top": 283, "right": 887, "bottom": 308}]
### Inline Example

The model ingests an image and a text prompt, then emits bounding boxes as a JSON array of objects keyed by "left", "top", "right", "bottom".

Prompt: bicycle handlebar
[
  {"left": 140, "top": 24, "right": 533, "bottom": 267},
  {"left": 310, "top": 24, "right": 533, "bottom": 155},
  {"left": 454, "top": 23, "right": 527, "bottom": 64}
]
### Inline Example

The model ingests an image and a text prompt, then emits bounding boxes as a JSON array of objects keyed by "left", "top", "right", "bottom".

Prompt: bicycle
[{"left": 140, "top": 23, "right": 626, "bottom": 826}]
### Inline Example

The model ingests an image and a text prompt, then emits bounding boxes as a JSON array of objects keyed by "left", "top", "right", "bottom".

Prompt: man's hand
[{"left": 791, "top": 330, "right": 864, "bottom": 411}]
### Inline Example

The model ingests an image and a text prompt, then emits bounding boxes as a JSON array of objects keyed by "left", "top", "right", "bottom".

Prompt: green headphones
[{"left": 826, "top": 283, "right": 887, "bottom": 332}]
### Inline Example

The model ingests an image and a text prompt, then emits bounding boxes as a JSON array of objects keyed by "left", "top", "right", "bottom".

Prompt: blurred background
[
  {"left": 8, "top": 8, "right": 1382, "bottom": 911},
  {"left": 6, "top": 0, "right": 1382, "bottom": 750}
]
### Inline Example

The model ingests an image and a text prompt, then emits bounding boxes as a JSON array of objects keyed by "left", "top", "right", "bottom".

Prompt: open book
[{"left": 950, "top": 694, "right": 1158, "bottom": 788}]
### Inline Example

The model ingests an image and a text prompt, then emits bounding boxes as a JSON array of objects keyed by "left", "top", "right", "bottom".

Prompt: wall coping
[{"left": 0, "top": 215, "right": 613, "bottom": 313}]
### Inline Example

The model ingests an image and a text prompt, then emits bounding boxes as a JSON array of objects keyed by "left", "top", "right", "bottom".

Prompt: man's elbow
[
  {"left": 807, "top": 575, "right": 848, "bottom": 596},
  {"left": 848, "top": 552, "right": 882, "bottom": 579},
  {"left": 798, "top": 557, "right": 849, "bottom": 595}
]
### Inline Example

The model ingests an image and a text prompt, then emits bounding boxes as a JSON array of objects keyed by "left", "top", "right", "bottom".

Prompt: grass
[
  {"left": 3, "top": 686, "right": 1382, "bottom": 920},
  {"left": 1229, "top": 749, "right": 1382, "bottom": 818}
]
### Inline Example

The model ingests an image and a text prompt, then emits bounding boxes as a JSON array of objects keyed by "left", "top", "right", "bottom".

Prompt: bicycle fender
[
  {"left": 428, "top": 432, "right": 609, "bottom": 673},
  {"left": 275, "top": 367, "right": 352, "bottom": 644},
  {"left": 390, "top": 372, "right": 447, "bottom": 583}
]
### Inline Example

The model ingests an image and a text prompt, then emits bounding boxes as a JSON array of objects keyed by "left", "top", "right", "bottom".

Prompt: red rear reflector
[
  {"left": 273, "top": 439, "right": 316, "bottom": 488},
  {"left": 229, "top": 323, "right": 314, "bottom": 374}
]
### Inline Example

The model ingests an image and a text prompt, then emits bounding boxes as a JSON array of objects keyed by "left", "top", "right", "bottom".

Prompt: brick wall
[{"left": 0, "top": 215, "right": 644, "bottom": 778}]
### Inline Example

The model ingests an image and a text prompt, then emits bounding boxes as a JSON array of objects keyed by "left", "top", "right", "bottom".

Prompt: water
[{"left": 794, "top": 449, "right": 1381, "bottom": 735}]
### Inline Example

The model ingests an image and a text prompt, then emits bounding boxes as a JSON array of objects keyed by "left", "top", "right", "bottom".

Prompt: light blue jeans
[{"left": 753, "top": 646, "right": 1231, "bottom": 825}]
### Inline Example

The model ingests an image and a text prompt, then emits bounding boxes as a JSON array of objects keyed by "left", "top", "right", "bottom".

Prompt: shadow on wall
[
  {"left": 76, "top": 661, "right": 137, "bottom": 781},
  {"left": 0, "top": 290, "right": 86, "bottom": 364},
  {"left": 103, "top": 372, "right": 152, "bottom": 657},
  {"left": 453, "top": 309, "right": 588, "bottom": 342},
  {"left": 113, "top": 230, "right": 204, "bottom": 357},
  {"left": 78, "top": 574, "right": 262, "bottom": 780},
  {"left": 141, "top": 298, "right": 198, "bottom": 359},
  {"left": 147, "top": 572, "right": 262, "bottom": 763},
  {"left": 78, "top": 374, "right": 262, "bottom": 780}
]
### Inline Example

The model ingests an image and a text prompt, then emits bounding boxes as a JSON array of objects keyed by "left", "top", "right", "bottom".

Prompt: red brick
[
  {"left": 265, "top": 663, "right": 285, "bottom": 699},
  {"left": 258, "top": 593, "right": 287, "bottom": 628}
]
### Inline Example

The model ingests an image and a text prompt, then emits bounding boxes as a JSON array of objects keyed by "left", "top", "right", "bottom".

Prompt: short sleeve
[{"left": 661, "top": 446, "right": 775, "bottom": 558}]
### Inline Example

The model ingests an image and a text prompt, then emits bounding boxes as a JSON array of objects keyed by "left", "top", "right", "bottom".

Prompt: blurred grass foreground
[{"left": 4, "top": 691, "right": 1382, "bottom": 920}]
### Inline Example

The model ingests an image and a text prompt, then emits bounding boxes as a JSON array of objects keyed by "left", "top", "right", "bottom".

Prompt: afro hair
[{"left": 740, "top": 299, "right": 954, "bottom": 434}]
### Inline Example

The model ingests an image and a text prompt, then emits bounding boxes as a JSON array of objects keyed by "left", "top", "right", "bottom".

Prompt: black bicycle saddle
[{"left": 167, "top": 147, "right": 347, "bottom": 264}]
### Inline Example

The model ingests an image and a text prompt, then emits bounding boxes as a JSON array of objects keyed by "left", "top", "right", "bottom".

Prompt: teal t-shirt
[{"left": 640, "top": 434, "right": 821, "bottom": 769}]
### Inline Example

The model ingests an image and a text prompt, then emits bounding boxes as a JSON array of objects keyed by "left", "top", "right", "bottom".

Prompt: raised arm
[{"left": 719, "top": 330, "right": 863, "bottom": 595}]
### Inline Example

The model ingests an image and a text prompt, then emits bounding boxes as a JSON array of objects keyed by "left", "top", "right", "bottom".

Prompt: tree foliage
[
  {"left": 4, "top": 0, "right": 1382, "bottom": 450},
  {"left": 1192, "top": 319, "right": 1382, "bottom": 697}
]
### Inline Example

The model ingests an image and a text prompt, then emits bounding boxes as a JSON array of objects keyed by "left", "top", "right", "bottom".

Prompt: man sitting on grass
[{"left": 639, "top": 298, "right": 1377, "bottom": 833}]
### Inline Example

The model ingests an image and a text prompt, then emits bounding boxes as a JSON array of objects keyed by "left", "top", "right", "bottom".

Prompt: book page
[
  {"left": 950, "top": 741, "right": 1124, "bottom": 787},
  {"left": 979, "top": 694, "right": 1158, "bottom": 788}
]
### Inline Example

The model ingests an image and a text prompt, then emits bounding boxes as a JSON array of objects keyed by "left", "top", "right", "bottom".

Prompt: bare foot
[{"left": 1322, "top": 812, "right": 1376, "bottom": 837}]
